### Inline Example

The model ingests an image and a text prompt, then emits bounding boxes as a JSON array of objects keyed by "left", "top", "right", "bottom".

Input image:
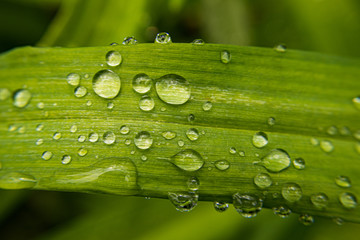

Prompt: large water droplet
[
  {"left": 335, "top": 176, "right": 351, "bottom": 188},
  {"left": 187, "top": 176, "right": 199, "bottom": 191},
  {"left": 258, "top": 149, "right": 290, "bottom": 172},
  {"left": 320, "top": 140, "right": 334, "bottom": 153},
  {"left": 299, "top": 214, "right": 314, "bottom": 226},
  {"left": 233, "top": 193, "right": 263, "bottom": 218},
  {"left": 139, "top": 95, "right": 155, "bottom": 111},
  {"left": 254, "top": 173, "right": 272, "bottom": 189},
  {"left": 215, "top": 160, "right": 230, "bottom": 171},
  {"left": 171, "top": 149, "right": 204, "bottom": 172},
  {"left": 0, "top": 172, "right": 37, "bottom": 189},
  {"left": 310, "top": 193, "right": 329, "bottom": 209},
  {"left": 220, "top": 50, "right": 231, "bottom": 64},
  {"left": 92, "top": 69, "right": 121, "bottom": 99},
  {"left": 155, "top": 32, "right": 172, "bottom": 44},
  {"left": 42, "top": 151, "right": 53, "bottom": 160},
  {"left": 134, "top": 131, "right": 153, "bottom": 150},
  {"left": 202, "top": 101, "right": 212, "bottom": 111},
  {"left": 0, "top": 88, "right": 10, "bottom": 101},
  {"left": 103, "top": 131, "right": 116, "bottom": 145},
  {"left": 339, "top": 192, "right": 357, "bottom": 209},
  {"left": 352, "top": 96, "right": 360, "bottom": 111},
  {"left": 13, "top": 89, "right": 31, "bottom": 108},
  {"left": 252, "top": 132, "right": 268, "bottom": 148},
  {"left": 293, "top": 158, "right": 305, "bottom": 170},
  {"left": 89, "top": 132, "right": 99, "bottom": 142},
  {"left": 162, "top": 131, "right": 176, "bottom": 140},
  {"left": 214, "top": 202, "right": 229, "bottom": 212},
  {"left": 61, "top": 155, "right": 72, "bottom": 165},
  {"left": 155, "top": 74, "right": 191, "bottom": 105},
  {"left": 168, "top": 192, "right": 198, "bottom": 212},
  {"left": 74, "top": 86, "right": 87, "bottom": 98},
  {"left": 106, "top": 51, "right": 122, "bottom": 67},
  {"left": 282, "top": 183, "right": 302, "bottom": 202},
  {"left": 123, "top": 36, "right": 138, "bottom": 45},
  {"left": 186, "top": 128, "right": 199, "bottom": 141},
  {"left": 132, "top": 73, "right": 152, "bottom": 94},
  {"left": 273, "top": 206, "right": 291, "bottom": 218},
  {"left": 66, "top": 73, "right": 81, "bottom": 86}
]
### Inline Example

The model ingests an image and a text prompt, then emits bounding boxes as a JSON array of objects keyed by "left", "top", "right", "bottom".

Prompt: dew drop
[
  {"left": 0, "top": 88, "right": 10, "bottom": 101},
  {"left": 258, "top": 149, "right": 290, "bottom": 172},
  {"left": 178, "top": 140, "right": 185, "bottom": 147},
  {"left": 18, "top": 126, "right": 25, "bottom": 133},
  {"left": 37, "top": 102, "right": 44, "bottom": 109},
  {"left": 36, "top": 139, "right": 44, "bottom": 146},
  {"left": 78, "top": 148, "right": 88, "bottom": 157},
  {"left": 86, "top": 100, "right": 92, "bottom": 106},
  {"left": 253, "top": 173, "right": 272, "bottom": 189},
  {"left": 66, "top": 73, "right": 81, "bottom": 86},
  {"left": 187, "top": 176, "right": 199, "bottom": 191},
  {"left": 92, "top": 69, "right": 121, "bottom": 99},
  {"left": 171, "top": 149, "right": 204, "bottom": 172},
  {"left": 191, "top": 39, "right": 205, "bottom": 45},
  {"left": 339, "top": 192, "right": 357, "bottom": 209},
  {"left": 273, "top": 206, "right": 291, "bottom": 218},
  {"left": 320, "top": 140, "right": 334, "bottom": 153},
  {"left": 61, "top": 155, "right": 72, "bottom": 165},
  {"left": 233, "top": 193, "right": 263, "bottom": 218},
  {"left": 355, "top": 142, "right": 360, "bottom": 155},
  {"left": 340, "top": 126, "right": 351, "bottom": 136},
  {"left": 53, "top": 132, "right": 62, "bottom": 140},
  {"left": 252, "top": 132, "right": 268, "bottom": 148},
  {"left": 187, "top": 114, "right": 195, "bottom": 122},
  {"left": 70, "top": 125, "right": 78, "bottom": 133},
  {"left": 78, "top": 135, "right": 86, "bottom": 143},
  {"left": 327, "top": 126, "right": 338, "bottom": 135},
  {"left": 74, "top": 86, "right": 87, "bottom": 98},
  {"left": 123, "top": 36, "right": 138, "bottom": 45},
  {"left": 229, "top": 147, "right": 237, "bottom": 154},
  {"left": 333, "top": 217, "right": 344, "bottom": 226},
  {"left": 125, "top": 139, "right": 131, "bottom": 145},
  {"left": 13, "top": 89, "right": 31, "bottom": 108},
  {"left": 105, "top": 51, "right": 122, "bottom": 67},
  {"left": 120, "top": 125, "right": 130, "bottom": 135},
  {"left": 141, "top": 155, "right": 147, "bottom": 161},
  {"left": 335, "top": 176, "right": 351, "bottom": 188},
  {"left": 139, "top": 95, "right": 155, "bottom": 111},
  {"left": 103, "top": 131, "right": 116, "bottom": 145},
  {"left": 162, "top": 131, "right": 176, "bottom": 140},
  {"left": 267, "top": 117, "right": 276, "bottom": 126},
  {"left": 186, "top": 128, "right": 199, "bottom": 141},
  {"left": 282, "top": 183, "right": 302, "bottom": 203},
  {"left": 310, "top": 193, "right": 329, "bottom": 209},
  {"left": 107, "top": 102, "right": 114, "bottom": 109},
  {"left": 214, "top": 160, "right": 230, "bottom": 171},
  {"left": 155, "top": 32, "right": 172, "bottom": 44},
  {"left": 352, "top": 96, "right": 360, "bottom": 111},
  {"left": 310, "top": 137, "right": 319, "bottom": 146},
  {"left": 155, "top": 74, "right": 191, "bottom": 105},
  {"left": 238, "top": 151, "right": 245, "bottom": 157},
  {"left": 293, "top": 158, "right": 305, "bottom": 170},
  {"left": 220, "top": 50, "right": 231, "bottom": 64},
  {"left": 202, "top": 101, "right": 212, "bottom": 111},
  {"left": 0, "top": 172, "right": 37, "bottom": 189},
  {"left": 134, "top": 131, "right": 153, "bottom": 150},
  {"left": 8, "top": 125, "right": 16, "bottom": 132},
  {"left": 274, "top": 44, "right": 287, "bottom": 53},
  {"left": 168, "top": 192, "right": 198, "bottom": 212},
  {"left": 214, "top": 202, "right": 229, "bottom": 212},
  {"left": 132, "top": 73, "right": 152, "bottom": 94},
  {"left": 36, "top": 124, "right": 44, "bottom": 132},
  {"left": 42, "top": 151, "right": 53, "bottom": 160},
  {"left": 89, "top": 132, "right": 99, "bottom": 143},
  {"left": 299, "top": 214, "right": 314, "bottom": 226}
]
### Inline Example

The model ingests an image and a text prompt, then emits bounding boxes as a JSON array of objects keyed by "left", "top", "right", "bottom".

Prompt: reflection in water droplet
[
  {"left": 233, "top": 193, "right": 263, "bottom": 218},
  {"left": 229, "top": 147, "right": 237, "bottom": 154},
  {"left": 70, "top": 125, "right": 77, "bottom": 133},
  {"left": 168, "top": 192, "right": 198, "bottom": 212},
  {"left": 310, "top": 193, "right": 329, "bottom": 209},
  {"left": 92, "top": 69, "right": 121, "bottom": 99},
  {"left": 134, "top": 131, "right": 153, "bottom": 150},
  {"left": 155, "top": 32, "right": 172, "bottom": 44},
  {"left": 267, "top": 117, "right": 276, "bottom": 126},
  {"left": 0, "top": 172, "right": 37, "bottom": 189},
  {"left": 123, "top": 36, "right": 138, "bottom": 45},
  {"left": 78, "top": 135, "right": 86, "bottom": 143},
  {"left": 282, "top": 183, "right": 302, "bottom": 202},
  {"left": 215, "top": 160, "right": 230, "bottom": 171},
  {"left": 333, "top": 217, "right": 344, "bottom": 225},
  {"left": 0, "top": 88, "right": 10, "bottom": 101},
  {"left": 42, "top": 151, "right": 53, "bottom": 160},
  {"left": 132, "top": 73, "right": 152, "bottom": 94},
  {"left": 89, "top": 132, "right": 99, "bottom": 143},
  {"left": 252, "top": 132, "right": 268, "bottom": 148},
  {"left": 141, "top": 155, "right": 147, "bottom": 161},
  {"left": 106, "top": 51, "right": 122, "bottom": 67},
  {"left": 66, "top": 73, "right": 81, "bottom": 86},
  {"left": 274, "top": 44, "right": 287, "bottom": 53},
  {"left": 13, "top": 89, "right": 32, "bottom": 108},
  {"left": 320, "top": 140, "right": 334, "bottom": 153},
  {"left": 186, "top": 128, "right": 199, "bottom": 141},
  {"left": 187, "top": 176, "right": 199, "bottom": 191},
  {"left": 239, "top": 151, "right": 245, "bottom": 157},
  {"left": 171, "top": 149, "right": 204, "bottom": 172},
  {"left": 293, "top": 158, "right": 305, "bottom": 170},
  {"left": 36, "top": 139, "right": 44, "bottom": 146},
  {"left": 120, "top": 125, "right": 130, "bottom": 135},
  {"left": 139, "top": 95, "right": 155, "bottom": 111},
  {"left": 258, "top": 149, "right": 290, "bottom": 172},
  {"left": 107, "top": 102, "right": 114, "bottom": 109},
  {"left": 214, "top": 202, "right": 229, "bottom": 212},
  {"left": 103, "top": 131, "right": 116, "bottom": 145},
  {"left": 188, "top": 114, "right": 195, "bottom": 122},
  {"left": 335, "top": 176, "right": 351, "bottom": 188},
  {"left": 299, "top": 214, "right": 314, "bottom": 226},
  {"left": 74, "top": 86, "right": 87, "bottom": 98},
  {"left": 220, "top": 50, "right": 231, "bottom": 64},
  {"left": 53, "top": 132, "right": 62, "bottom": 140},
  {"left": 155, "top": 74, "right": 191, "bottom": 105},
  {"left": 86, "top": 100, "right": 92, "bottom": 106},
  {"left": 191, "top": 39, "right": 205, "bottom": 45},
  {"left": 61, "top": 155, "right": 72, "bottom": 165},
  {"left": 254, "top": 173, "right": 272, "bottom": 189},
  {"left": 178, "top": 140, "right": 184, "bottom": 147},
  {"left": 352, "top": 96, "right": 360, "bottom": 111},
  {"left": 273, "top": 206, "right": 291, "bottom": 218},
  {"left": 162, "top": 131, "right": 176, "bottom": 140},
  {"left": 339, "top": 192, "right": 357, "bottom": 209},
  {"left": 202, "top": 101, "right": 212, "bottom": 111},
  {"left": 78, "top": 148, "right": 88, "bottom": 157}
]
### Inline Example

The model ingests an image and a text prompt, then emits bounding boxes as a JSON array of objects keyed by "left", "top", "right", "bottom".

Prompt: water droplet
[
  {"left": 162, "top": 131, "right": 176, "bottom": 140},
  {"left": 110, "top": 42, "right": 119, "bottom": 46},
  {"left": 171, "top": 149, "right": 204, "bottom": 172},
  {"left": 123, "top": 36, "right": 138, "bottom": 45},
  {"left": 310, "top": 193, "right": 329, "bottom": 209},
  {"left": 354, "top": 130, "right": 360, "bottom": 140},
  {"left": 229, "top": 147, "right": 237, "bottom": 154},
  {"left": 155, "top": 74, "right": 191, "bottom": 105},
  {"left": 89, "top": 132, "right": 99, "bottom": 142},
  {"left": 339, "top": 192, "right": 357, "bottom": 209},
  {"left": 0, "top": 172, "right": 37, "bottom": 189},
  {"left": 254, "top": 173, "right": 272, "bottom": 189},
  {"left": 299, "top": 214, "right": 314, "bottom": 226},
  {"left": 215, "top": 160, "right": 230, "bottom": 171},
  {"left": 37, "top": 102, "right": 44, "bottom": 109},
  {"left": 239, "top": 151, "right": 245, "bottom": 157},
  {"left": 335, "top": 176, "right": 351, "bottom": 188},
  {"left": 36, "top": 124, "right": 44, "bottom": 131},
  {"left": 74, "top": 86, "right": 87, "bottom": 98},
  {"left": 258, "top": 149, "right": 290, "bottom": 172},
  {"left": 282, "top": 183, "right": 302, "bottom": 202},
  {"left": 8, "top": 125, "right": 17, "bottom": 132},
  {"left": 233, "top": 193, "right": 263, "bottom": 218},
  {"left": 103, "top": 131, "right": 116, "bottom": 145},
  {"left": 139, "top": 95, "right": 155, "bottom": 111},
  {"left": 134, "top": 131, "right": 153, "bottom": 150},
  {"left": 13, "top": 89, "right": 31, "bottom": 108},
  {"left": 340, "top": 126, "right": 351, "bottom": 136},
  {"left": 186, "top": 128, "right": 199, "bottom": 141},
  {"left": 70, "top": 125, "right": 77, "bottom": 133},
  {"left": 86, "top": 100, "right": 92, "bottom": 106},
  {"left": 125, "top": 139, "right": 131, "bottom": 145},
  {"left": 187, "top": 176, "right": 199, "bottom": 191},
  {"left": 352, "top": 96, "right": 360, "bottom": 111},
  {"left": 273, "top": 206, "right": 291, "bottom": 218},
  {"left": 178, "top": 140, "right": 184, "bottom": 147},
  {"left": 78, "top": 148, "right": 88, "bottom": 157},
  {"left": 66, "top": 73, "right": 81, "bottom": 86},
  {"left": 132, "top": 73, "right": 152, "bottom": 94},
  {"left": 355, "top": 142, "right": 360, "bottom": 155},
  {"left": 105, "top": 51, "right": 122, "bottom": 67},
  {"left": 327, "top": 126, "right": 338, "bottom": 135},
  {"left": 120, "top": 125, "right": 130, "bottom": 135},
  {"left": 107, "top": 102, "right": 114, "bottom": 109},
  {"left": 213, "top": 202, "right": 229, "bottom": 212},
  {"left": 187, "top": 114, "right": 195, "bottom": 122},
  {"left": 36, "top": 139, "right": 44, "bottom": 146},
  {"left": 333, "top": 217, "right": 344, "bottom": 226},
  {"left": 155, "top": 32, "right": 172, "bottom": 44},
  {"left": 320, "top": 140, "right": 334, "bottom": 153},
  {"left": 42, "top": 151, "right": 53, "bottom": 160},
  {"left": 61, "top": 155, "right": 72, "bottom": 165},
  {"left": 53, "top": 132, "right": 62, "bottom": 140},
  {"left": 160, "top": 107, "right": 166, "bottom": 112},
  {"left": 252, "top": 132, "right": 268, "bottom": 148},
  {"left": 220, "top": 50, "right": 231, "bottom": 64},
  {"left": 293, "top": 158, "right": 305, "bottom": 170},
  {"left": 202, "top": 101, "right": 212, "bottom": 111},
  {"left": 18, "top": 126, "right": 25, "bottom": 133},
  {"left": 310, "top": 137, "right": 319, "bottom": 146},
  {"left": 92, "top": 69, "right": 121, "bottom": 99},
  {"left": 168, "top": 192, "right": 198, "bottom": 212},
  {"left": 78, "top": 135, "right": 86, "bottom": 143},
  {"left": 191, "top": 39, "right": 205, "bottom": 45},
  {"left": 274, "top": 44, "right": 287, "bottom": 53},
  {"left": 84, "top": 74, "right": 90, "bottom": 79},
  {"left": 0, "top": 88, "right": 10, "bottom": 101},
  {"left": 141, "top": 155, "right": 147, "bottom": 161},
  {"left": 267, "top": 117, "right": 276, "bottom": 126}
]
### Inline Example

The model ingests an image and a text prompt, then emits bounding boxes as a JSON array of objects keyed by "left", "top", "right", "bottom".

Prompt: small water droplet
[
  {"left": 202, "top": 101, "right": 212, "bottom": 111},
  {"left": 89, "top": 132, "right": 99, "bottom": 142},
  {"left": 132, "top": 73, "right": 152, "bottom": 94},
  {"left": 267, "top": 117, "right": 276, "bottom": 126},
  {"left": 8, "top": 124, "right": 17, "bottom": 132},
  {"left": 78, "top": 135, "right": 86, "bottom": 143},
  {"left": 110, "top": 42, "right": 119, "bottom": 46},
  {"left": 155, "top": 74, "right": 191, "bottom": 105},
  {"left": 61, "top": 155, "right": 72, "bottom": 165},
  {"left": 168, "top": 192, "right": 198, "bottom": 212},
  {"left": 171, "top": 149, "right": 204, "bottom": 172},
  {"left": 18, "top": 126, "right": 25, "bottom": 133},
  {"left": 191, "top": 39, "right": 205, "bottom": 45},
  {"left": 282, "top": 183, "right": 302, "bottom": 203},
  {"left": 327, "top": 126, "right": 338, "bottom": 135},
  {"left": 74, "top": 86, "right": 87, "bottom": 98},
  {"left": 215, "top": 160, "right": 230, "bottom": 171},
  {"left": 134, "top": 131, "right": 153, "bottom": 150},
  {"left": 339, "top": 192, "right": 357, "bottom": 209},
  {"left": 84, "top": 74, "right": 90, "bottom": 79},
  {"left": 320, "top": 140, "right": 334, "bottom": 153},
  {"left": 274, "top": 44, "right": 287, "bottom": 53},
  {"left": 66, "top": 73, "right": 81, "bottom": 86},
  {"left": 233, "top": 193, "right": 263, "bottom": 218},
  {"left": 13, "top": 89, "right": 31, "bottom": 108},
  {"left": 125, "top": 139, "right": 131, "bottom": 145},
  {"left": 252, "top": 132, "right": 268, "bottom": 148},
  {"left": 335, "top": 176, "right": 351, "bottom": 188},
  {"left": 141, "top": 155, "right": 147, "bottom": 161},
  {"left": 70, "top": 125, "right": 78, "bottom": 133},
  {"left": 333, "top": 217, "right": 344, "bottom": 226},
  {"left": 42, "top": 151, "right": 53, "bottom": 160},
  {"left": 0, "top": 88, "right": 10, "bottom": 101},
  {"left": 53, "top": 132, "right": 62, "bottom": 140},
  {"left": 36, "top": 138, "right": 44, "bottom": 146},
  {"left": 123, "top": 36, "right": 138, "bottom": 45},
  {"left": 293, "top": 158, "right": 305, "bottom": 170},
  {"left": 178, "top": 140, "right": 185, "bottom": 147},
  {"left": 0, "top": 172, "right": 37, "bottom": 189},
  {"left": 352, "top": 96, "right": 360, "bottom": 111},
  {"left": 258, "top": 149, "right": 290, "bottom": 172},
  {"left": 36, "top": 124, "right": 44, "bottom": 131},
  {"left": 213, "top": 202, "right": 229, "bottom": 212},
  {"left": 120, "top": 125, "right": 130, "bottom": 135},
  {"left": 107, "top": 102, "right": 114, "bottom": 109},
  {"left": 187, "top": 114, "right": 195, "bottom": 122},
  {"left": 92, "top": 69, "right": 121, "bottom": 99},
  {"left": 186, "top": 128, "right": 199, "bottom": 141},
  {"left": 161, "top": 131, "right": 176, "bottom": 140},
  {"left": 310, "top": 137, "right": 319, "bottom": 146},
  {"left": 273, "top": 206, "right": 291, "bottom": 218},
  {"left": 310, "top": 193, "right": 329, "bottom": 209},
  {"left": 103, "top": 131, "right": 116, "bottom": 145},
  {"left": 106, "top": 51, "right": 122, "bottom": 67},
  {"left": 220, "top": 50, "right": 231, "bottom": 64},
  {"left": 86, "top": 100, "right": 92, "bottom": 106},
  {"left": 355, "top": 142, "right": 360, "bottom": 155},
  {"left": 254, "top": 173, "right": 272, "bottom": 189},
  {"left": 155, "top": 32, "right": 172, "bottom": 44},
  {"left": 78, "top": 148, "right": 88, "bottom": 157},
  {"left": 299, "top": 214, "right": 314, "bottom": 226},
  {"left": 37, "top": 102, "right": 45, "bottom": 109},
  {"left": 339, "top": 126, "right": 351, "bottom": 136},
  {"left": 139, "top": 95, "right": 155, "bottom": 111},
  {"left": 229, "top": 147, "right": 237, "bottom": 154},
  {"left": 239, "top": 151, "right": 245, "bottom": 157},
  {"left": 160, "top": 107, "right": 166, "bottom": 112},
  {"left": 354, "top": 130, "right": 360, "bottom": 140},
  {"left": 187, "top": 176, "right": 199, "bottom": 191}
]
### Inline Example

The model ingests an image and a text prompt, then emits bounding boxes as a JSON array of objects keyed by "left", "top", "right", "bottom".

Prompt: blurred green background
[{"left": 1, "top": 0, "right": 360, "bottom": 239}]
